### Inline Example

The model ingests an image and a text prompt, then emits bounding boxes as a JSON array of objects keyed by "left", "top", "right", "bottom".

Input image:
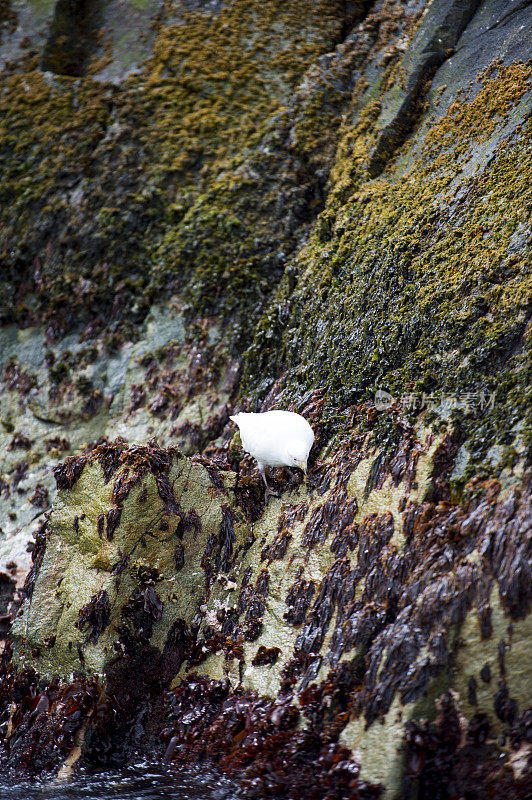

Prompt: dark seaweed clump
[
  {"left": 162, "top": 676, "right": 383, "bottom": 800},
  {"left": 403, "top": 694, "right": 532, "bottom": 800},
  {"left": 76, "top": 590, "right": 111, "bottom": 645},
  {"left": 0, "top": 570, "right": 17, "bottom": 640},
  {"left": 0, "top": 667, "right": 100, "bottom": 775},
  {"left": 275, "top": 444, "right": 531, "bottom": 727},
  {"left": 201, "top": 504, "right": 236, "bottom": 584}
]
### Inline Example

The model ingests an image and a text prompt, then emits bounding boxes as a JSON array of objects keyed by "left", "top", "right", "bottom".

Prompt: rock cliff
[{"left": 1, "top": 1, "right": 531, "bottom": 797}]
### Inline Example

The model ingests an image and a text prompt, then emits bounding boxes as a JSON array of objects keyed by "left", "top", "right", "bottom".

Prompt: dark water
[{"left": 0, "top": 761, "right": 241, "bottom": 800}]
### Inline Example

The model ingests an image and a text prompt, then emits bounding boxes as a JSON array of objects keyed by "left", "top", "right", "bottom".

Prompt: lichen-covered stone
[{"left": 11, "top": 440, "right": 241, "bottom": 679}]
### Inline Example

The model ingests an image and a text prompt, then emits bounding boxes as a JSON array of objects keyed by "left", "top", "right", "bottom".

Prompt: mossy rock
[{"left": 11, "top": 440, "right": 244, "bottom": 679}]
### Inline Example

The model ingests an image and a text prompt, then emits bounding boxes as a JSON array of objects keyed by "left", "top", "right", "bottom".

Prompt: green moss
[
  {"left": 0, "top": 0, "right": 347, "bottom": 347},
  {"left": 243, "top": 62, "right": 532, "bottom": 474},
  {"left": 1, "top": 5, "right": 529, "bottom": 480}
]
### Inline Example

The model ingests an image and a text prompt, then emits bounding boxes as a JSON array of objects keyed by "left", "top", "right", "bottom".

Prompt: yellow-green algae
[
  {"left": 244, "top": 62, "right": 532, "bottom": 473},
  {"left": 0, "top": 0, "right": 349, "bottom": 345}
]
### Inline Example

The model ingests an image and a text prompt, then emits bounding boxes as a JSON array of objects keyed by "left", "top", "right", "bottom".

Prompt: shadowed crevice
[{"left": 40, "top": 0, "right": 105, "bottom": 76}]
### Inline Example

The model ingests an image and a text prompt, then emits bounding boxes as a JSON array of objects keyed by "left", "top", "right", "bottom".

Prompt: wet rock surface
[
  {"left": 2, "top": 432, "right": 531, "bottom": 795},
  {"left": 0, "top": 0, "right": 531, "bottom": 797}
]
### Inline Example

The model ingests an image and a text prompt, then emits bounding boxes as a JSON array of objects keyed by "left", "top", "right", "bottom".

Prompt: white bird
[{"left": 230, "top": 410, "right": 314, "bottom": 501}]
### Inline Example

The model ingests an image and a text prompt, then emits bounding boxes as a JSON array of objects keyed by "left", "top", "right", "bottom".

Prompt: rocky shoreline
[{"left": 1, "top": 1, "right": 531, "bottom": 796}]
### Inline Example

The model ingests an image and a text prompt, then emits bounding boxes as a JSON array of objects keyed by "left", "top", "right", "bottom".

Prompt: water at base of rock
[{"left": 0, "top": 761, "right": 240, "bottom": 800}]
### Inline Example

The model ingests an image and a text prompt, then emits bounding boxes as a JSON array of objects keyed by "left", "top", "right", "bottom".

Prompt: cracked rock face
[{"left": 0, "top": 0, "right": 531, "bottom": 797}]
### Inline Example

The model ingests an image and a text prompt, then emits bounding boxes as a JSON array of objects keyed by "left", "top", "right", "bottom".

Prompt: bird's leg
[
  {"left": 259, "top": 466, "right": 278, "bottom": 503},
  {"left": 232, "top": 458, "right": 241, "bottom": 494}
]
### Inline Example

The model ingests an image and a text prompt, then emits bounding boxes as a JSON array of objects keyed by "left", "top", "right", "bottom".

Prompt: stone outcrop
[
  {"left": 0, "top": 0, "right": 531, "bottom": 797},
  {"left": 4, "top": 432, "right": 531, "bottom": 795},
  {"left": 11, "top": 440, "right": 241, "bottom": 679}
]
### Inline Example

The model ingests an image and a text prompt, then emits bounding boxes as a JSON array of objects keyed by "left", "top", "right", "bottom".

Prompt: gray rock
[{"left": 367, "top": 0, "right": 483, "bottom": 176}]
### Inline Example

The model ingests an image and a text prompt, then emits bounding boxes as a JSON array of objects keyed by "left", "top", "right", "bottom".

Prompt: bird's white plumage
[{"left": 230, "top": 410, "right": 314, "bottom": 470}]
